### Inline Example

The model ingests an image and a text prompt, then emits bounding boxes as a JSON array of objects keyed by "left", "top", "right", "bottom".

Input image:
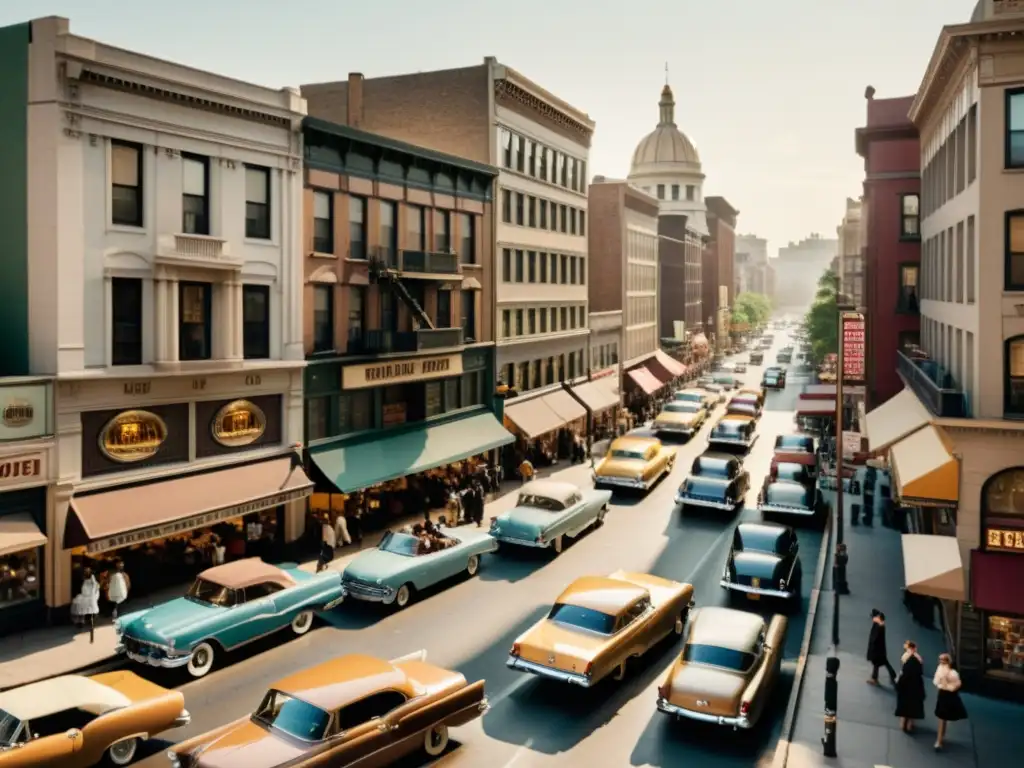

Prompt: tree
[
  {"left": 804, "top": 269, "right": 839, "bottom": 364},
  {"left": 731, "top": 292, "right": 773, "bottom": 328}
]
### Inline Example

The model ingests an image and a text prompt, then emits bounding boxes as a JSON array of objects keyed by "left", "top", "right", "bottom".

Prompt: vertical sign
[{"left": 841, "top": 311, "right": 866, "bottom": 386}]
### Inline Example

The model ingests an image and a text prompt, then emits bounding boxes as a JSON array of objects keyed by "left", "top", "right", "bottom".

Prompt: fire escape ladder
[{"left": 369, "top": 257, "right": 435, "bottom": 330}]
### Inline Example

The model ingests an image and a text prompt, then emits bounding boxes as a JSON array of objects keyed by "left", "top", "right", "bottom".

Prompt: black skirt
[{"left": 935, "top": 689, "right": 968, "bottom": 721}]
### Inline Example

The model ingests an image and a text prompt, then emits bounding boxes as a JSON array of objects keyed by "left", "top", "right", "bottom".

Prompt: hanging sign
[{"left": 841, "top": 312, "right": 866, "bottom": 386}]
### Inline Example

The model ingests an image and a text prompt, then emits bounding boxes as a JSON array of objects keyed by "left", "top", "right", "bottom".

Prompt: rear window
[
  {"left": 714, "top": 420, "right": 745, "bottom": 435},
  {"left": 766, "top": 483, "right": 811, "bottom": 507},
  {"left": 611, "top": 449, "right": 646, "bottom": 460},
  {"left": 684, "top": 477, "right": 729, "bottom": 497},
  {"left": 548, "top": 604, "right": 616, "bottom": 634},
  {"left": 664, "top": 402, "right": 699, "bottom": 414},
  {"left": 683, "top": 644, "right": 756, "bottom": 672},
  {"left": 775, "top": 463, "right": 809, "bottom": 483},
  {"left": 775, "top": 435, "right": 812, "bottom": 451},
  {"left": 694, "top": 457, "right": 732, "bottom": 477},
  {"left": 737, "top": 526, "right": 787, "bottom": 553}
]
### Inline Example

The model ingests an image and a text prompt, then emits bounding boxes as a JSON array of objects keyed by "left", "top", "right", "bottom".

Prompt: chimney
[{"left": 347, "top": 73, "right": 364, "bottom": 128}]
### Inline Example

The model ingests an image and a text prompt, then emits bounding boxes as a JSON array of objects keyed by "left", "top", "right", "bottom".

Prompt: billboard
[{"left": 841, "top": 311, "right": 866, "bottom": 386}]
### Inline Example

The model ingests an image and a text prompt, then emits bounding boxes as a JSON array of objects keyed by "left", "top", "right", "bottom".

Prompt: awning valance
[
  {"left": 901, "top": 534, "right": 964, "bottom": 601},
  {"left": 311, "top": 411, "right": 514, "bottom": 493},
  {"left": 541, "top": 389, "right": 587, "bottom": 423},
  {"left": 504, "top": 397, "right": 565, "bottom": 439},
  {"left": 802, "top": 384, "right": 836, "bottom": 399},
  {"left": 865, "top": 387, "right": 930, "bottom": 454},
  {"left": 890, "top": 425, "right": 959, "bottom": 506},
  {"left": 0, "top": 514, "right": 46, "bottom": 557},
  {"left": 654, "top": 350, "right": 687, "bottom": 378},
  {"left": 627, "top": 367, "right": 663, "bottom": 396},
  {"left": 569, "top": 379, "right": 620, "bottom": 414},
  {"left": 795, "top": 397, "right": 836, "bottom": 416}
]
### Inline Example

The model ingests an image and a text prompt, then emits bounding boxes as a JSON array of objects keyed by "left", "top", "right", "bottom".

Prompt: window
[
  {"left": 502, "top": 248, "right": 512, "bottom": 282},
  {"left": 657, "top": 184, "right": 665, "bottom": 200},
  {"left": 900, "top": 194, "right": 920, "bottom": 239},
  {"left": 1006, "top": 211, "right": 1024, "bottom": 291},
  {"left": 407, "top": 205, "right": 426, "bottom": 251},
  {"left": 501, "top": 310, "right": 510, "bottom": 338},
  {"left": 516, "top": 136, "right": 525, "bottom": 172},
  {"left": 671, "top": 184, "right": 680, "bottom": 201},
  {"left": 245, "top": 165, "right": 271, "bottom": 239},
  {"left": 550, "top": 253, "right": 558, "bottom": 283},
  {"left": 570, "top": 158, "right": 579, "bottom": 190},
  {"left": 570, "top": 208, "right": 577, "bottom": 235},
  {"left": 539, "top": 146, "right": 549, "bottom": 179},
  {"left": 458, "top": 213, "right": 476, "bottom": 264},
  {"left": 436, "top": 289, "right": 451, "bottom": 328},
  {"left": 528, "top": 251, "right": 536, "bottom": 283},
  {"left": 528, "top": 196, "right": 536, "bottom": 227},
  {"left": 182, "top": 154, "right": 209, "bottom": 235},
  {"left": 461, "top": 291, "right": 476, "bottom": 342},
  {"left": 528, "top": 308, "right": 536, "bottom": 334},
  {"left": 1006, "top": 336, "right": 1024, "bottom": 416},
  {"left": 556, "top": 153, "right": 566, "bottom": 186},
  {"left": 560, "top": 306, "right": 568, "bottom": 329},
  {"left": 306, "top": 396, "right": 329, "bottom": 442},
  {"left": 348, "top": 286, "right": 365, "bottom": 340},
  {"left": 515, "top": 194, "right": 524, "bottom": 226},
  {"left": 348, "top": 196, "right": 367, "bottom": 259},
  {"left": 502, "top": 189, "right": 512, "bottom": 223},
  {"left": 540, "top": 308, "right": 548, "bottom": 333},
  {"left": 539, "top": 252, "right": 548, "bottom": 283},
  {"left": 336, "top": 692, "right": 408, "bottom": 733},
  {"left": 967, "top": 215, "right": 976, "bottom": 302},
  {"left": 897, "top": 264, "right": 919, "bottom": 313},
  {"left": 579, "top": 257, "right": 586, "bottom": 284},
  {"left": 501, "top": 128, "right": 513, "bottom": 168},
  {"left": 968, "top": 104, "right": 978, "bottom": 183},
  {"left": 313, "top": 285, "right": 334, "bottom": 352},
  {"left": 559, "top": 205, "right": 567, "bottom": 233},
  {"left": 528, "top": 141, "right": 537, "bottom": 176},
  {"left": 111, "top": 141, "right": 143, "bottom": 226},
  {"left": 111, "top": 277, "right": 142, "bottom": 365},
  {"left": 242, "top": 285, "right": 270, "bottom": 359},
  {"left": 462, "top": 370, "right": 484, "bottom": 406},
  {"left": 313, "top": 191, "right": 333, "bottom": 254},
  {"left": 956, "top": 221, "right": 964, "bottom": 303},
  {"left": 434, "top": 210, "right": 450, "bottom": 252},
  {"left": 560, "top": 254, "right": 568, "bottom": 284},
  {"left": 179, "top": 282, "right": 212, "bottom": 361},
  {"left": 1006, "top": 89, "right": 1024, "bottom": 168},
  {"left": 380, "top": 201, "right": 397, "bottom": 264},
  {"left": 686, "top": 185, "right": 695, "bottom": 201},
  {"left": 570, "top": 256, "right": 577, "bottom": 284},
  {"left": 515, "top": 250, "right": 524, "bottom": 282},
  {"left": 515, "top": 309, "right": 524, "bottom": 335},
  {"left": 539, "top": 199, "right": 548, "bottom": 229},
  {"left": 579, "top": 210, "right": 586, "bottom": 236}
]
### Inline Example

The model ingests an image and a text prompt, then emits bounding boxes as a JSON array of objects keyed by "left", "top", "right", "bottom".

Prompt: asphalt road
[{"left": 134, "top": 332, "right": 824, "bottom": 768}]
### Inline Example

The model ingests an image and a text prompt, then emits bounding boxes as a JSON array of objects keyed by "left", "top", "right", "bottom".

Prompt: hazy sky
[{"left": 5, "top": 0, "right": 977, "bottom": 255}]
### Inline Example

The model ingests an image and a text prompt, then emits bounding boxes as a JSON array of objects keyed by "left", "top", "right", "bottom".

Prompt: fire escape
[{"left": 368, "top": 252, "right": 435, "bottom": 330}]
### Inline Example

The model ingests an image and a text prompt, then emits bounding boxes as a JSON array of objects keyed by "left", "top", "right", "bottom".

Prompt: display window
[
  {"left": 985, "top": 615, "right": 1024, "bottom": 680},
  {"left": 0, "top": 548, "right": 41, "bottom": 608},
  {"left": 982, "top": 467, "right": 1024, "bottom": 552}
]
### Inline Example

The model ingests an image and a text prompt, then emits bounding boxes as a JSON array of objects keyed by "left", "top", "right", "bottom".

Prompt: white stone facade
[{"left": 623, "top": 208, "right": 660, "bottom": 367}]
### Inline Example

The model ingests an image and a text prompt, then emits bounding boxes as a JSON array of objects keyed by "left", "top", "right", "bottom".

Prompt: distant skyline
[{"left": 4, "top": 0, "right": 977, "bottom": 255}]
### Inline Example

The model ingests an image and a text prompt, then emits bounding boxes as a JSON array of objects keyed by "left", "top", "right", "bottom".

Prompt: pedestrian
[
  {"left": 106, "top": 561, "right": 130, "bottom": 619},
  {"left": 866, "top": 609, "right": 898, "bottom": 686},
  {"left": 933, "top": 652, "right": 967, "bottom": 750},
  {"left": 472, "top": 481, "right": 485, "bottom": 526},
  {"left": 895, "top": 640, "right": 926, "bottom": 733},
  {"left": 334, "top": 511, "right": 352, "bottom": 547},
  {"left": 519, "top": 457, "right": 534, "bottom": 485},
  {"left": 71, "top": 567, "right": 101, "bottom": 644},
  {"left": 349, "top": 496, "right": 365, "bottom": 545},
  {"left": 317, "top": 517, "right": 335, "bottom": 573}
]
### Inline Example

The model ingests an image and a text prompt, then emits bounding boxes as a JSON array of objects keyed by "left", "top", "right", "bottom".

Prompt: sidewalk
[{"left": 784, "top": 471, "right": 1024, "bottom": 768}]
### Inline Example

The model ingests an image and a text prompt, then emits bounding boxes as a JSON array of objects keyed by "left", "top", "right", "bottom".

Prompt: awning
[
  {"left": 569, "top": 379, "right": 620, "bottom": 413},
  {"left": 802, "top": 384, "right": 836, "bottom": 399},
  {"left": 643, "top": 355, "right": 676, "bottom": 385},
  {"left": 890, "top": 425, "right": 959, "bottom": 506},
  {"left": 901, "top": 534, "right": 964, "bottom": 601},
  {"left": 541, "top": 389, "right": 587, "bottom": 423},
  {"left": 795, "top": 397, "right": 836, "bottom": 416},
  {"left": 65, "top": 456, "right": 313, "bottom": 554},
  {"left": 971, "top": 550, "right": 1024, "bottom": 615},
  {"left": 654, "top": 350, "right": 687, "bottom": 378},
  {"left": 865, "top": 387, "right": 930, "bottom": 453},
  {"left": 627, "top": 367, "right": 664, "bottom": 396},
  {"left": 312, "top": 411, "right": 513, "bottom": 493},
  {"left": 504, "top": 397, "right": 565, "bottom": 439},
  {"left": 0, "top": 514, "right": 46, "bottom": 556}
]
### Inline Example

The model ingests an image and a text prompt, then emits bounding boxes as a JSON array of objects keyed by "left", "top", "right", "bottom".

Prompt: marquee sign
[{"left": 841, "top": 312, "right": 866, "bottom": 387}]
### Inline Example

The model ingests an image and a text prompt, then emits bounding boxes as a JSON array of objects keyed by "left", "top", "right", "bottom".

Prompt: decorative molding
[
  {"left": 495, "top": 79, "right": 593, "bottom": 146},
  {"left": 218, "top": 158, "right": 237, "bottom": 170}
]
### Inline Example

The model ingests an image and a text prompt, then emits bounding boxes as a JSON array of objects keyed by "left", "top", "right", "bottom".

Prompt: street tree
[
  {"left": 804, "top": 269, "right": 839, "bottom": 364},
  {"left": 731, "top": 292, "right": 773, "bottom": 328}
]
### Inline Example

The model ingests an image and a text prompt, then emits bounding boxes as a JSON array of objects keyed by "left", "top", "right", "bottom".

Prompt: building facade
[
  {"left": 774, "top": 234, "right": 838, "bottom": 310},
  {"left": 1, "top": 17, "right": 310, "bottom": 618},
  {"left": 836, "top": 197, "right": 866, "bottom": 309},
  {"left": 301, "top": 59, "right": 595, "bottom": 395},
  {"left": 735, "top": 234, "right": 774, "bottom": 299},
  {"left": 704, "top": 197, "right": 739, "bottom": 346}
]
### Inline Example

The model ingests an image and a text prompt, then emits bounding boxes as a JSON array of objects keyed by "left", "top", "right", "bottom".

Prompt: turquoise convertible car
[
  {"left": 115, "top": 558, "right": 346, "bottom": 678},
  {"left": 489, "top": 480, "right": 612, "bottom": 554},
  {"left": 341, "top": 526, "right": 497, "bottom": 609}
]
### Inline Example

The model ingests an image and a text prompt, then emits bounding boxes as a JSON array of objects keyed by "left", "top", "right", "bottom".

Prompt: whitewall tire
[
  {"left": 466, "top": 555, "right": 480, "bottom": 576},
  {"left": 291, "top": 610, "right": 314, "bottom": 636},
  {"left": 395, "top": 584, "right": 413, "bottom": 609},
  {"left": 187, "top": 641, "right": 216, "bottom": 678},
  {"left": 108, "top": 738, "right": 138, "bottom": 766},
  {"left": 423, "top": 723, "right": 449, "bottom": 756}
]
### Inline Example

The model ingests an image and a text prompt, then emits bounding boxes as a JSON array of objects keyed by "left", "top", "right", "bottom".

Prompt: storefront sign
[
  {"left": 0, "top": 453, "right": 45, "bottom": 489},
  {"left": 85, "top": 487, "right": 311, "bottom": 554},
  {"left": 0, "top": 382, "right": 52, "bottom": 441},
  {"left": 99, "top": 410, "right": 168, "bottom": 463},
  {"left": 842, "top": 431, "right": 862, "bottom": 459},
  {"left": 342, "top": 354, "right": 463, "bottom": 390},
  {"left": 986, "top": 527, "right": 1024, "bottom": 552},
  {"left": 211, "top": 400, "right": 266, "bottom": 447},
  {"left": 841, "top": 312, "right": 866, "bottom": 386}
]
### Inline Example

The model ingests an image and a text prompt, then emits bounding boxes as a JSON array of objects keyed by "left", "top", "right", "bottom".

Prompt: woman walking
[
  {"left": 933, "top": 653, "right": 968, "bottom": 750},
  {"left": 895, "top": 640, "right": 926, "bottom": 733},
  {"left": 71, "top": 568, "right": 101, "bottom": 643}
]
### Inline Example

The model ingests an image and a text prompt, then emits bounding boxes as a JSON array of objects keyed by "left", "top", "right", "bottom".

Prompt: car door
[
  {"left": 244, "top": 581, "right": 287, "bottom": 637},
  {"left": 0, "top": 729, "right": 81, "bottom": 768},
  {"left": 564, "top": 492, "right": 589, "bottom": 532},
  {"left": 215, "top": 587, "right": 266, "bottom": 648},
  {"left": 309, "top": 692, "right": 408, "bottom": 768},
  {"left": 385, "top": 680, "right": 486, "bottom": 759}
]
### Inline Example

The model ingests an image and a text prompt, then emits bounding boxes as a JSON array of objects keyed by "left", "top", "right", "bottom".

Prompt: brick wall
[{"left": 587, "top": 183, "right": 624, "bottom": 313}]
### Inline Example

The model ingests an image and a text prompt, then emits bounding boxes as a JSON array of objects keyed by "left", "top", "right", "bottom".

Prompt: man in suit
[{"left": 867, "top": 609, "right": 897, "bottom": 685}]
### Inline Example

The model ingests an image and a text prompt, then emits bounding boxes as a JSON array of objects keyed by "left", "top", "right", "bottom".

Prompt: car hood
[
  {"left": 733, "top": 551, "right": 784, "bottom": 580},
  {"left": 666, "top": 662, "right": 747, "bottom": 716},
  {"left": 597, "top": 458, "right": 647, "bottom": 478},
  {"left": 343, "top": 548, "right": 414, "bottom": 583},
  {"left": 121, "top": 597, "right": 226, "bottom": 643},
  {"left": 193, "top": 720, "right": 308, "bottom": 768},
  {"left": 655, "top": 411, "right": 699, "bottom": 426},
  {"left": 497, "top": 505, "right": 561, "bottom": 533}
]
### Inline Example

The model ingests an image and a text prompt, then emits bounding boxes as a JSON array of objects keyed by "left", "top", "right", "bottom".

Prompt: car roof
[
  {"left": 0, "top": 675, "right": 130, "bottom": 721},
  {"left": 200, "top": 558, "right": 296, "bottom": 591},
  {"left": 676, "top": 388, "right": 705, "bottom": 397},
  {"left": 520, "top": 480, "right": 579, "bottom": 502},
  {"left": 688, "top": 607, "right": 766, "bottom": 652},
  {"left": 556, "top": 576, "right": 647, "bottom": 616},
  {"left": 738, "top": 521, "right": 790, "bottom": 541},
  {"left": 719, "top": 414, "right": 754, "bottom": 423},
  {"left": 610, "top": 435, "right": 659, "bottom": 451},
  {"left": 695, "top": 452, "right": 736, "bottom": 468},
  {"left": 273, "top": 654, "right": 414, "bottom": 711}
]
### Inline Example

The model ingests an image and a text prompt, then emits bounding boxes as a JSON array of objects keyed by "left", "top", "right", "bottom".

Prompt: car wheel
[
  {"left": 552, "top": 535, "right": 564, "bottom": 555},
  {"left": 395, "top": 583, "right": 414, "bottom": 609},
  {"left": 107, "top": 737, "right": 138, "bottom": 766},
  {"left": 187, "top": 641, "right": 216, "bottom": 678},
  {"left": 423, "top": 723, "right": 449, "bottom": 757},
  {"left": 291, "top": 610, "right": 314, "bottom": 636},
  {"left": 466, "top": 554, "right": 480, "bottom": 576}
]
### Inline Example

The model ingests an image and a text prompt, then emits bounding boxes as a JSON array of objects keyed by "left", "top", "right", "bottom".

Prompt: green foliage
[
  {"left": 731, "top": 292, "right": 772, "bottom": 327},
  {"left": 804, "top": 269, "right": 839, "bottom": 364}
]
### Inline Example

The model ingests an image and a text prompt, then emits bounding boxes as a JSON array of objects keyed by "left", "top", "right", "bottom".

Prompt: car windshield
[
  {"left": 664, "top": 402, "right": 699, "bottom": 414},
  {"left": 611, "top": 449, "right": 646, "bottom": 460},
  {"left": 683, "top": 643, "right": 756, "bottom": 672},
  {"left": 517, "top": 494, "right": 563, "bottom": 511},
  {"left": 684, "top": 477, "right": 728, "bottom": 497},
  {"left": 776, "top": 435, "right": 811, "bottom": 451},
  {"left": 0, "top": 710, "right": 22, "bottom": 746},
  {"left": 378, "top": 531, "right": 422, "bottom": 557},
  {"left": 186, "top": 578, "right": 237, "bottom": 607},
  {"left": 254, "top": 690, "right": 330, "bottom": 742},
  {"left": 675, "top": 392, "right": 702, "bottom": 402},
  {"left": 767, "top": 484, "right": 811, "bottom": 507},
  {"left": 547, "top": 603, "right": 616, "bottom": 634}
]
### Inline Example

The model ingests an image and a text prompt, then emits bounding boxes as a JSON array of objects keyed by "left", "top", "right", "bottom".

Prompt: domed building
[{"left": 627, "top": 83, "right": 708, "bottom": 236}]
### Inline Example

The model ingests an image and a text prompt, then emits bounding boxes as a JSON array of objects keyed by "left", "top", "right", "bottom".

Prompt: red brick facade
[{"left": 704, "top": 196, "right": 739, "bottom": 317}]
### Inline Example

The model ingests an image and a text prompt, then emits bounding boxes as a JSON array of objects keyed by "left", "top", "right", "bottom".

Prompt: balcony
[
  {"left": 896, "top": 349, "right": 969, "bottom": 417},
  {"left": 156, "top": 233, "right": 241, "bottom": 270},
  {"left": 348, "top": 327, "right": 464, "bottom": 355},
  {"left": 396, "top": 250, "right": 461, "bottom": 277}
]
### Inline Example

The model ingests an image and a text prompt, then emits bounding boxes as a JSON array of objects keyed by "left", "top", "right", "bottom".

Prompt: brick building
[{"left": 704, "top": 196, "right": 739, "bottom": 345}]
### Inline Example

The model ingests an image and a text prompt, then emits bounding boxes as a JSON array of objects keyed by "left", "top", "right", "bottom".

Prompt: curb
[
  {"left": 0, "top": 653, "right": 123, "bottom": 693},
  {"left": 770, "top": 510, "right": 833, "bottom": 768}
]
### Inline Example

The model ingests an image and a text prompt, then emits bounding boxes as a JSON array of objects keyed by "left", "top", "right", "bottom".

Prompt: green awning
[{"left": 311, "top": 411, "right": 514, "bottom": 493}]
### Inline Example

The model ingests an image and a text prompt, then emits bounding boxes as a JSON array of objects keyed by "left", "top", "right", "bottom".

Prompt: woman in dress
[
  {"left": 895, "top": 640, "right": 926, "bottom": 732},
  {"left": 72, "top": 567, "right": 101, "bottom": 641},
  {"left": 933, "top": 653, "right": 968, "bottom": 750}
]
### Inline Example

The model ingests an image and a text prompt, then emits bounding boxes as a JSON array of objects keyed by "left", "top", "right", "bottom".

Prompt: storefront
[
  {"left": 502, "top": 386, "right": 586, "bottom": 469},
  {"left": 794, "top": 396, "right": 836, "bottom": 434},
  {"left": 568, "top": 370, "right": 620, "bottom": 442},
  {"left": 625, "top": 366, "right": 665, "bottom": 418},
  {"left": 642, "top": 350, "right": 687, "bottom": 390}
]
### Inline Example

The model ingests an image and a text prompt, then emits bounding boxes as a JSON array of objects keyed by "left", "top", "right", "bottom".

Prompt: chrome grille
[{"left": 343, "top": 578, "right": 389, "bottom": 598}]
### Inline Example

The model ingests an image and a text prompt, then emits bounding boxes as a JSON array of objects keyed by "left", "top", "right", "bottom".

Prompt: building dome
[{"left": 629, "top": 85, "right": 701, "bottom": 173}]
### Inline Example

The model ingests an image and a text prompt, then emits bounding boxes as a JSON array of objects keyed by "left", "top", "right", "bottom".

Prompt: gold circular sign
[
  {"left": 212, "top": 400, "right": 266, "bottom": 447},
  {"left": 100, "top": 410, "right": 168, "bottom": 463},
  {"left": 2, "top": 401, "right": 34, "bottom": 428}
]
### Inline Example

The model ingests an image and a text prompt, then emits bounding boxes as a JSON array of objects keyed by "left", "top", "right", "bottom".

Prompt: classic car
[
  {"left": 721, "top": 522, "right": 803, "bottom": 605},
  {"left": 733, "top": 361, "right": 748, "bottom": 373},
  {"left": 673, "top": 388, "right": 715, "bottom": 412},
  {"left": 758, "top": 478, "right": 821, "bottom": 520},
  {"left": 749, "top": 350, "right": 764, "bottom": 365},
  {"left": 490, "top": 480, "right": 611, "bottom": 554},
  {"left": 594, "top": 436, "right": 676, "bottom": 492},
  {"left": 675, "top": 453, "right": 750, "bottom": 512},
  {"left": 166, "top": 650, "right": 487, "bottom": 768},
  {"left": 116, "top": 559, "right": 347, "bottom": 679},
  {"left": 708, "top": 415, "right": 758, "bottom": 451},
  {"left": 736, "top": 386, "right": 766, "bottom": 406},
  {"left": 653, "top": 401, "right": 707, "bottom": 438},
  {"left": 699, "top": 381, "right": 728, "bottom": 403},
  {"left": 0, "top": 671, "right": 189, "bottom": 767},
  {"left": 769, "top": 460, "right": 814, "bottom": 488},
  {"left": 725, "top": 396, "right": 762, "bottom": 421},
  {"left": 762, "top": 366, "right": 786, "bottom": 389},
  {"left": 656, "top": 606, "right": 787, "bottom": 729},
  {"left": 777, "top": 350, "right": 793, "bottom": 364},
  {"left": 774, "top": 433, "right": 815, "bottom": 455},
  {"left": 718, "top": 362, "right": 737, "bottom": 374},
  {"left": 507, "top": 571, "right": 694, "bottom": 687},
  {"left": 342, "top": 527, "right": 497, "bottom": 609},
  {"left": 712, "top": 373, "right": 739, "bottom": 390}
]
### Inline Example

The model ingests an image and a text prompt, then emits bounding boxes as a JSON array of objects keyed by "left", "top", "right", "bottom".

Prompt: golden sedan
[
  {"left": 507, "top": 571, "right": 695, "bottom": 686},
  {"left": 656, "top": 606, "right": 787, "bottom": 729},
  {"left": 594, "top": 436, "right": 676, "bottom": 492},
  {"left": 652, "top": 400, "right": 707, "bottom": 439}
]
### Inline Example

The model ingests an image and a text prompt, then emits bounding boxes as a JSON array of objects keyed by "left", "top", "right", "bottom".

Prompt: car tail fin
[{"left": 390, "top": 649, "right": 428, "bottom": 664}]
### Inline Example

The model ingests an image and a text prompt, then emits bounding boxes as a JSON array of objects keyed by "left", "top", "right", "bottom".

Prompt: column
[
  {"left": 48, "top": 483, "right": 75, "bottom": 609},
  {"left": 154, "top": 277, "right": 167, "bottom": 362},
  {"left": 233, "top": 281, "right": 244, "bottom": 359},
  {"left": 168, "top": 278, "right": 180, "bottom": 362},
  {"left": 103, "top": 275, "right": 113, "bottom": 367}
]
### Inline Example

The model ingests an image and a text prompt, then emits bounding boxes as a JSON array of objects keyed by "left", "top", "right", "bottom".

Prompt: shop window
[
  {"left": 1006, "top": 211, "right": 1024, "bottom": 291},
  {"left": 111, "top": 277, "right": 142, "bottom": 366},
  {"left": 313, "top": 285, "right": 334, "bottom": 353},
  {"left": 242, "top": 285, "right": 270, "bottom": 359},
  {"left": 182, "top": 154, "right": 209, "bottom": 235},
  {"left": 0, "top": 513, "right": 41, "bottom": 609},
  {"left": 986, "top": 616, "right": 1024, "bottom": 679},
  {"left": 897, "top": 264, "right": 919, "bottom": 313},
  {"left": 313, "top": 190, "right": 334, "bottom": 254},
  {"left": 306, "top": 395, "right": 330, "bottom": 441},
  {"left": 444, "top": 377, "right": 461, "bottom": 411},
  {"left": 111, "top": 140, "right": 143, "bottom": 227},
  {"left": 179, "top": 281, "right": 212, "bottom": 361},
  {"left": 244, "top": 165, "right": 271, "bottom": 240},
  {"left": 1006, "top": 337, "right": 1024, "bottom": 417},
  {"left": 425, "top": 381, "right": 443, "bottom": 418},
  {"left": 339, "top": 390, "right": 374, "bottom": 434}
]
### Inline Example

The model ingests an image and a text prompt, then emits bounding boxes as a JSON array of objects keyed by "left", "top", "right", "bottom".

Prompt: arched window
[
  {"left": 982, "top": 467, "right": 1024, "bottom": 552},
  {"left": 1006, "top": 336, "right": 1024, "bottom": 416}
]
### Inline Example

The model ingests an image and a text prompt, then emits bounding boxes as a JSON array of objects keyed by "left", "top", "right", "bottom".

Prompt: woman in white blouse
[{"left": 932, "top": 653, "right": 968, "bottom": 750}]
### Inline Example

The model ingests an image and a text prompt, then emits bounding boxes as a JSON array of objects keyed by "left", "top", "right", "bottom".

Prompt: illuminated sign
[
  {"left": 841, "top": 312, "right": 866, "bottom": 386},
  {"left": 2, "top": 401, "right": 33, "bottom": 428},
  {"left": 211, "top": 400, "right": 266, "bottom": 447},
  {"left": 987, "top": 527, "right": 1024, "bottom": 552},
  {"left": 100, "top": 410, "right": 168, "bottom": 463}
]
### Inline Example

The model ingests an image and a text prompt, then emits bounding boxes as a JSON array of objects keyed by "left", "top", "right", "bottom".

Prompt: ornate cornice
[{"left": 494, "top": 79, "right": 593, "bottom": 146}]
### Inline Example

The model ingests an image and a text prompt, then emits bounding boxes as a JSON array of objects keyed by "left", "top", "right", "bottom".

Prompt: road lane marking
[{"left": 501, "top": 738, "right": 535, "bottom": 768}]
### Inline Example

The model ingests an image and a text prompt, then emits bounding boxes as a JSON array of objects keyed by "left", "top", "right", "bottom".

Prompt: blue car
[
  {"left": 115, "top": 558, "right": 346, "bottom": 678},
  {"left": 342, "top": 526, "right": 497, "bottom": 609},
  {"left": 489, "top": 480, "right": 611, "bottom": 554}
]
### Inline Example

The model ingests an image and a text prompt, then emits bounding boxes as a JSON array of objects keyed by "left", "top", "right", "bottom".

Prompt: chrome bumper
[
  {"left": 656, "top": 697, "right": 751, "bottom": 729},
  {"left": 758, "top": 503, "right": 815, "bottom": 516},
  {"left": 173, "top": 710, "right": 192, "bottom": 728},
  {"left": 709, "top": 438, "right": 755, "bottom": 448},
  {"left": 720, "top": 580, "right": 794, "bottom": 599},
  {"left": 119, "top": 645, "right": 193, "bottom": 669},
  {"left": 655, "top": 425, "right": 695, "bottom": 435},
  {"left": 493, "top": 534, "right": 547, "bottom": 548},
  {"left": 595, "top": 476, "right": 648, "bottom": 489},
  {"left": 346, "top": 590, "right": 395, "bottom": 604},
  {"left": 676, "top": 495, "right": 734, "bottom": 510},
  {"left": 506, "top": 655, "right": 592, "bottom": 687}
]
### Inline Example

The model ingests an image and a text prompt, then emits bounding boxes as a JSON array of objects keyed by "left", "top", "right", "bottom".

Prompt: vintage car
[
  {"left": 749, "top": 350, "right": 764, "bottom": 365},
  {"left": 653, "top": 400, "right": 707, "bottom": 438},
  {"left": 0, "top": 671, "right": 189, "bottom": 767},
  {"left": 166, "top": 650, "right": 487, "bottom": 768},
  {"left": 758, "top": 478, "right": 821, "bottom": 520},
  {"left": 774, "top": 433, "right": 816, "bottom": 455},
  {"left": 342, "top": 527, "right": 497, "bottom": 609},
  {"left": 777, "top": 349, "right": 793, "bottom": 364},
  {"left": 718, "top": 362, "right": 737, "bottom": 374},
  {"left": 490, "top": 480, "right": 611, "bottom": 554},
  {"left": 769, "top": 460, "right": 814, "bottom": 488},
  {"left": 720, "top": 522, "right": 803, "bottom": 606},
  {"left": 736, "top": 386, "right": 765, "bottom": 406},
  {"left": 675, "top": 453, "right": 750, "bottom": 512},
  {"left": 594, "top": 436, "right": 676, "bottom": 492},
  {"left": 712, "top": 373, "right": 739, "bottom": 390},
  {"left": 725, "top": 395, "right": 762, "bottom": 421},
  {"left": 733, "top": 361, "right": 748, "bottom": 373},
  {"left": 507, "top": 571, "right": 694, "bottom": 687},
  {"left": 673, "top": 388, "right": 715, "bottom": 412},
  {"left": 656, "top": 606, "right": 787, "bottom": 729},
  {"left": 116, "top": 559, "right": 347, "bottom": 679},
  {"left": 762, "top": 366, "right": 787, "bottom": 389},
  {"left": 708, "top": 415, "right": 758, "bottom": 451}
]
